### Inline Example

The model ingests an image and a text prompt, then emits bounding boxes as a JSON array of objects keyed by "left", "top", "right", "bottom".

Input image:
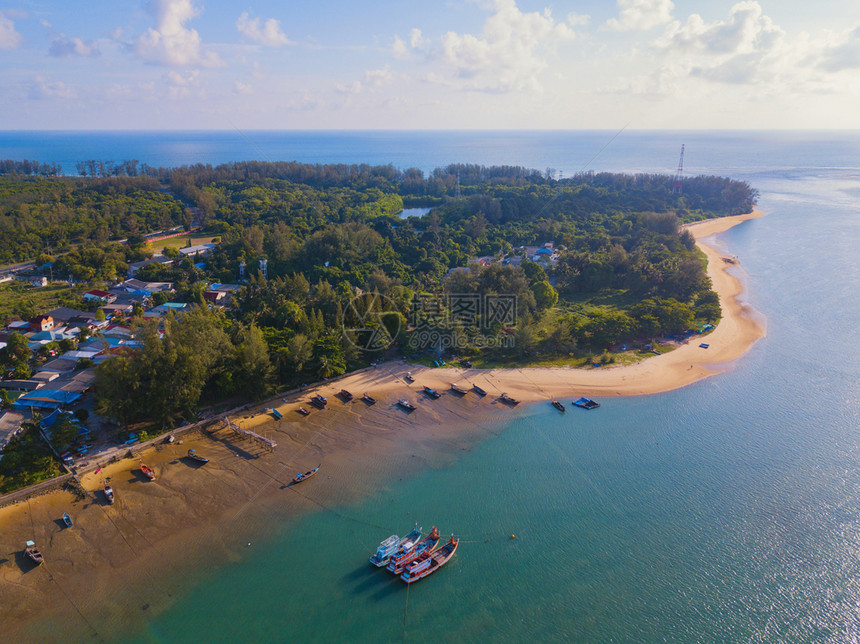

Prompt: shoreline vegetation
[{"left": 0, "top": 210, "right": 764, "bottom": 640}]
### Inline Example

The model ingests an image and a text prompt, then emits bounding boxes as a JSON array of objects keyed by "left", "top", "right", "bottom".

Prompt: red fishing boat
[
  {"left": 400, "top": 535, "right": 459, "bottom": 583},
  {"left": 140, "top": 462, "right": 155, "bottom": 481},
  {"left": 387, "top": 527, "right": 440, "bottom": 575}
]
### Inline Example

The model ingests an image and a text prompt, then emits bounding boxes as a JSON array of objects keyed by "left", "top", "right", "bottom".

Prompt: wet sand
[{"left": 0, "top": 211, "right": 764, "bottom": 641}]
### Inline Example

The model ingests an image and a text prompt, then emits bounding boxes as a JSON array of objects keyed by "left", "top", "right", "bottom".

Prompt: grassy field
[
  {"left": 146, "top": 233, "right": 219, "bottom": 252},
  {"left": 0, "top": 281, "right": 89, "bottom": 324}
]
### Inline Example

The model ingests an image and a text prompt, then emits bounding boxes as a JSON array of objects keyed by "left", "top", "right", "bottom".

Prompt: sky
[{"left": 1, "top": 0, "right": 859, "bottom": 130}]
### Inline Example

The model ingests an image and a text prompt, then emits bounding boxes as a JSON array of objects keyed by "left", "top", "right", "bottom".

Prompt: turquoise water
[{"left": 7, "top": 131, "right": 860, "bottom": 642}]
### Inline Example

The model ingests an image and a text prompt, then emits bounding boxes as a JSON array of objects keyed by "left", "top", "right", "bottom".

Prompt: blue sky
[{"left": 1, "top": 0, "right": 858, "bottom": 129}]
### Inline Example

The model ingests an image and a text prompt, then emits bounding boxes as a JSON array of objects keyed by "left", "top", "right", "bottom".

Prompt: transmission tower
[{"left": 672, "top": 144, "right": 685, "bottom": 194}]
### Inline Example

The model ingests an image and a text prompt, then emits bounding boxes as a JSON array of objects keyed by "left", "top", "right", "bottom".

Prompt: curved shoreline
[
  {"left": 0, "top": 211, "right": 765, "bottom": 640},
  {"left": 317, "top": 210, "right": 766, "bottom": 404}
]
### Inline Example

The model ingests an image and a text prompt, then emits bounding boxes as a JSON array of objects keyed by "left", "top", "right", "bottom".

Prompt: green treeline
[{"left": 0, "top": 160, "right": 758, "bottom": 427}]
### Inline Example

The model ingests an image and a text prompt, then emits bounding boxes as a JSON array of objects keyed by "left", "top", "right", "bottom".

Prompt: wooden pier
[{"left": 224, "top": 418, "right": 277, "bottom": 452}]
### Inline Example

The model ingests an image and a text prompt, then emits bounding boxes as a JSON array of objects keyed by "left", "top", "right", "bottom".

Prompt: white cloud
[
  {"left": 435, "top": 0, "right": 577, "bottom": 92},
  {"left": 336, "top": 66, "right": 394, "bottom": 95},
  {"left": 606, "top": 0, "right": 674, "bottom": 32},
  {"left": 234, "top": 81, "right": 253, "bottom": 95},
  {"left": 0, "top": 11, "right": 24, "bottom": 50},
  {"left": 164, "top": 69, "right": 201, "bottom": 99},
  {"left": 49, "top": 34, "right": 100, "bottom": 58},
  {"left": 236, "top": 12, "right": 290, "bottom": 47},
  {"left": 29, "top": 76, "right": 76, "bottom": 100},
  {"left": 652, "top": 2, "right": 786, "bottom": 84},
  {"left": 392, "top": 35, "right": 408, "bottom": 58},
  {"left": 136, "top": 0, "right": 223, "bottom": 67},
  {"left": 817, "top": 25, "right": 860, "bottom": 72}
]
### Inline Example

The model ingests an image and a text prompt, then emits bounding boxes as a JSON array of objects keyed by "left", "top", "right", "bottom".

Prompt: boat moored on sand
[
  {"left": 450, "top": 384, "right": 467, "bottom": 395},
  {"left": 103, "top": 479, "right": 115, "bottom": 504},
  {"left": 140, "top": 462, "right": 155, "bottom": 481},
  {"left": 362, "top": 393, "right": 376, "bottom": 404},
  {"left": 187, "top": 449, "right": 209, "bottom": 464},
  {"left": 25, "top": 540, "right": 43, "bottom": 565},
  {"left": 370, "top": 525, "right": 423, "bottom": 567},
  {"left": 472, "top": 385, "right": 487, "bottom": 396},
  {"left": 62, "top": 512, "right": 73, "bottom": 528},
  {"left": 387, "top": 526, "right": 440, "bottom": 574},
  {"left": 500, "top": 393, "right": 520, "bottom": 405},
  {"left": 400, "top": 535, "right": 459, "bottom": 583},
  {"left": 293, "top": 466, "right": 320, "bottom": 484},
  {"left": 398, "top": 399, "right": 416, "bottom": 411},
  {"left": 340, "top": 389, "right": 354, "bottom": 401},
  {"left": 423, "top": 386, "right": 441, "bottom": 399}
]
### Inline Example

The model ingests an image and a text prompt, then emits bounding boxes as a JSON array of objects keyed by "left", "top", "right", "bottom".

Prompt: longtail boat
[
  {"left": 293, "top": 466, "right": 319, "bottom": 484},
  {"left": 551, "top": 399, "right": 565, "bottom": 413},
  {"left": 450, "top": 384, "right": 468, "bottom": 395},
  {"left": 297, "top": 407, "right": 310, "bottom": 416},
  {"left": 398, "top": 399, "right": 416, "bottom": 411},
  {"left": 103, "top": 479, "right": 115, "bottom": 504},
  {"left": 500, "top": 393, "right": 520, "bottom": 406},
  {"left": 387, "top": 527, "right": 440, "bottom": 575},
  {"left": 340, "top": 389, "right": 354, "bottom": 401},
  {"left": 423, "top": 386, "right": 441, "bottom": 399},
  {"left": 25, "top": 540, "right": 43, "bottom": 565},
  {"left": 140, "top": 462, "right": 155, "bottom": 481},
  {"left": 370, "top": 525, "right": 422, "bottom": 567},
  {"left": 472, "top": 385, "right": 487, "bottom": 396},
  {"left": 62, "top": 512, "right": 73, "bottom": 528},
  {"left": 362, "top": 393, "right": 376, "bottom": 404},
  {"left": 187, "top": 449, "right": 209, "bottom": 464},
  {"left": 400, "top": 535, "right": 459, "bottom": 584},
  {"left": 404, "top": 373, "right": 415, "bottom": 383}
]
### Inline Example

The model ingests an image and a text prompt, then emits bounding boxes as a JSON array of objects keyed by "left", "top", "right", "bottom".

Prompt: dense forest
[{"left": 0, "top": 159, "right": 758, "bottom": 427}]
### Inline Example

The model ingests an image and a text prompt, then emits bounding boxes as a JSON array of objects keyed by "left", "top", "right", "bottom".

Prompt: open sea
[{"left": 5, "top": 130, "right": 860, "bottom": 642}]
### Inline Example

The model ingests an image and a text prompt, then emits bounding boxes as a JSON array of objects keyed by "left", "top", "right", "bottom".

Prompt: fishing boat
[
  {"left": 551, "top": 399, "right": 565, "bottom": 412},
  {"left": 400, "top": 535, "right": 459, "bottom": 583},
  {"left": 140, "top": 462, "right": 155, "bottom": 481},
  {"left": 472, "top": 384, "right": 487, "bottom": 396},
  {"left": 340, "top": 389, "right": 354, "bottom": 401},
  {"left": 500, "top": 393, "right": 520, "bottom": 405},
  {"left": 398, "top": 399, "right": 416, "bottom": 411},
  {"left": 387, "top": 527, "right": 440, "bottom": 575},
  {"left": 423, "top": 386, "right": 441, "bottom": 399},
  {"left": 269, "top": 408, "right": 283, "bottom": 420},
  {"left": 24, "top": 540, "right": 43, "bottom": 565},
  {"left": 311, "top": 394, "right": 327, "bottom": 409},
  {"left": 297, "top": 407, "right": 310, "bottom": 416},
  {"left": 187, "top": 449, "right": 209, "bottom": 464},
  {"left": 293, "top": 466, "right": 319, "bottom": 484},
  {"left": 62, "top": 512, "right": 73, "bottom": 528},
  {"left": 362, "top": 393, "right": 376, "bottom": 404},
  {"left": 103, "top": 479, "right": 115, "bottom": 504},
  {"left": 450, "top": 384, "right": 468, "bottom": 395},
  {"left": 404, "top": 373, "right": 415, "bottom": 383},
  {"left": 573, "top": 397, "right": 600, "bottom": 410},
  {"left": 370, "top": 525, "right": 423, "bottom": 567}
]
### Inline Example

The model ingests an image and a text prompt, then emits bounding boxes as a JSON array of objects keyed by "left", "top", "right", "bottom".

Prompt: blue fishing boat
[
  {"left": 62, "top": 512, "right": 73, "bottom": 528},
  {"left": 573, "top": 397, "right": 600, "bottom": 410}
]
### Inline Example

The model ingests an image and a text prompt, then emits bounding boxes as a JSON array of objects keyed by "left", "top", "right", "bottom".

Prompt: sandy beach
[{"left": 0, "top": 211, "right": 764, "bottom": 641}]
